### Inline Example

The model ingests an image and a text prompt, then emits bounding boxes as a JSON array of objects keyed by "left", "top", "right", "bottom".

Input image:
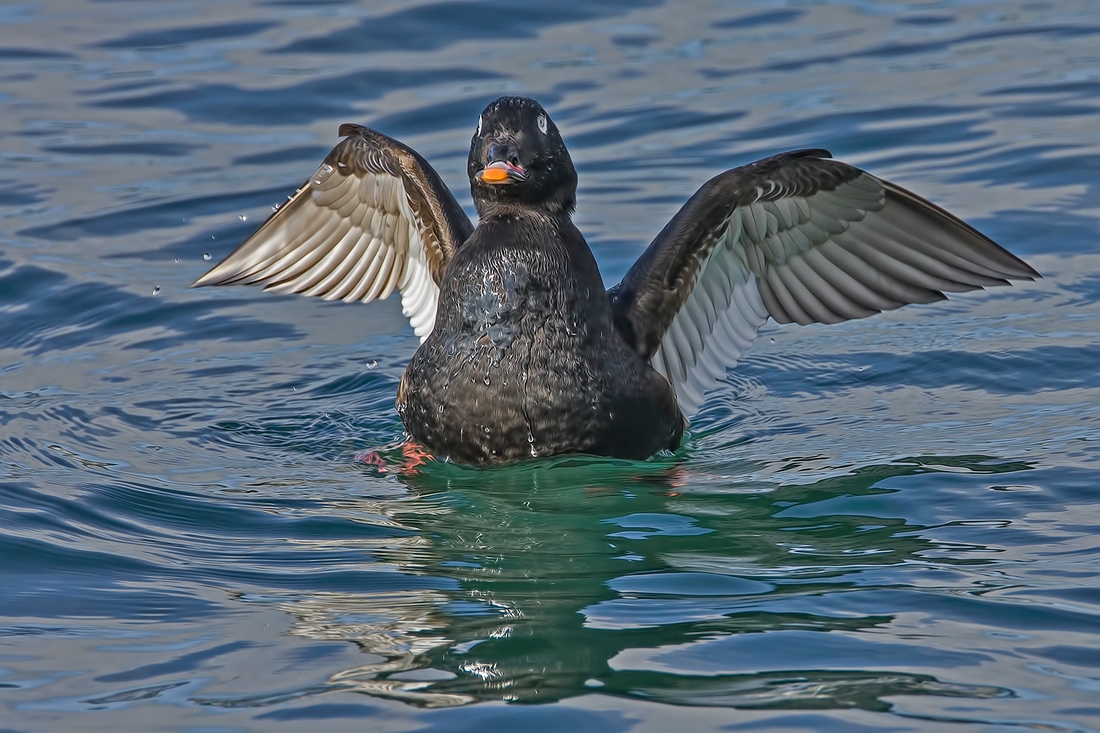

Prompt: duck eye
[{"left": 537, "top": 114, "right": 547, "bottom": 134}]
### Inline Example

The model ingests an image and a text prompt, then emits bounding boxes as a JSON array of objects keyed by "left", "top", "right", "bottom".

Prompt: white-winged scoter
[{"left": 194, "top": 96, "right": 1038, "bottom": 464}]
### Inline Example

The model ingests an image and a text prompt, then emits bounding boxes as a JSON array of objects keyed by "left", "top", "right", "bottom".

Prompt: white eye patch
[{"left": 537, "top": 114, "right": 547, "bottom": 134}]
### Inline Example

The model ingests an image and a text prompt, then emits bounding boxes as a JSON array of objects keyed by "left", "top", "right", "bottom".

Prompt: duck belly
[{"left": 396, "top": 253, "right": 681, "bottom": 463}]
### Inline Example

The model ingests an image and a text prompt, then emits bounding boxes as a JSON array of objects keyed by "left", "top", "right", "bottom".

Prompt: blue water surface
[{"left": 2, "top": 0, "right": 1100, "bottom": 730}]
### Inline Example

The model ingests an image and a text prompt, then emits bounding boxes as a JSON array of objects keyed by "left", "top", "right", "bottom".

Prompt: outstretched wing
[
  {"left": 608, "top": 149, "right": 1040, "bottom": 416},
  {"left": 192, "top": 124, "right": 474, "bottom": 341}
]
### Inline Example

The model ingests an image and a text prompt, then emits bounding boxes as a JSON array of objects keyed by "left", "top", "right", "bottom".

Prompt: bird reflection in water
[{"left": 256, "top": 454, "right": 1021, "bottom": 709}]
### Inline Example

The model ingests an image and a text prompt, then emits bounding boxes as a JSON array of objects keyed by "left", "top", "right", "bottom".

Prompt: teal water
[{"left": 2, "top": 0, "right": 1100, "bottom": 730}]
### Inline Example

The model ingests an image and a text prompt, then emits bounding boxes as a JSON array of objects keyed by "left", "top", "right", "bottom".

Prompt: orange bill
[{"left": 480, "top": 166, "right": 510, "bottom": 183}]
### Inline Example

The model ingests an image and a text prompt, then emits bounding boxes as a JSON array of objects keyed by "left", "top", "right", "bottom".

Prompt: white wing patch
[
  {"left": 651, "top": 212, "right": 769, "bottom": 417},
  {"left": 651, "top": 175, "right": 886, "bottom": 416},
  {"left": 194, "top": 160, "right": 440, "bottom": 342},
  {"left": 394, "top": 190, "right": 438, "bottom": 340},
  {"left": 647, "top": 169, "right": 1033, "bottom": 416}
]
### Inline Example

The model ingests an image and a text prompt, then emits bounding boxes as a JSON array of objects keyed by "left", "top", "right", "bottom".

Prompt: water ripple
[{"left": 2, "top": 0, "right": 1099, "bottom": 729}]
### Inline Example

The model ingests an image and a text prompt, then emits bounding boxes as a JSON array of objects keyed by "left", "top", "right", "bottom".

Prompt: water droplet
[
  {"left": 173, "top": 258, "right": 179, "bottom": 263},
  {"left": 271, "top": 204, "right": 280, "bottom": 211},
  {"left": 337, "top": 162, "right": 347, "bottom": 168},
  {"left": 238, "top": 214, "right": 248, "bottom": 222},
  {"left": 203, "top": 253, "right": 212, "bottom": 261},
  {"left": 313, "top": 179, "right": 322, "bottom": 185},
  {"left": 483, "top": 376, "right": 491, "bottom": 386},
  {"left": 322, "top": 164, "right": 333, "bottom": 173},
  {"left": 769, "top": 337, "right": 776, "bottom": 344},
  {"left": 438, "top": 405, "right": 445, "bottom": 413},
  {"left": 151, "top": 285, "right": 160, "bottom": 295},
  {"left": 366, "top": 360, "right": 377, "bottom": 369}
]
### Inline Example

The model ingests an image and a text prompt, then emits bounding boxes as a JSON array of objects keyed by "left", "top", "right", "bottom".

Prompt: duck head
[{"left": 468, "top": 96, "right": 577, "bottom": 216}]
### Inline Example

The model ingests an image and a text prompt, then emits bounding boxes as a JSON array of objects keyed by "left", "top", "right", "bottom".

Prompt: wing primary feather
[
  {"left": 194, "top": 123, "right": 473, "bottom": 340},
  {"left": 883, "top": 182, "right": 1038, "bottom": 279},
  {"left": 251, "top": 216, "right": 349, "bottom": 285},
  {"left": 610, "top": 149, "right": 1034, "bottom": 419},
  {"left": 765, "top": 268, "right": 816, "bottom": 325},
  {"left": 858, "top": 212, "right": 1018, "bottom": 284},
  {"left": 292, "top": 226, "right": 367, "bottom": 295},
  {"left": 799, "top": 246, "right": 901, "bottom": 312},
  {"left": 785, "top": 255, "right": 877, "bottom": 321},
  {"left": 192, "top": 188, "right": 314, "bottom": 287},
  {"left": 303, "top": 230, "right": 371, "bottom": 298},
  {"left": 329, "top": 238, "right": 382, "bottom": 302},
  {"left": 774, "top": 264, "right": 844, "bottom": 324},
  {"left": 840, "top": 232, "right": 1003, "bottom": 292},
  {"left": 262, "top": 227, "right": 353, "bottom": 293},
  {"left": 213, "top": 202, "right": 331, "bottom": 284},
  {"left": 817, "top": 241, "right": 935, "bottom": 306}
]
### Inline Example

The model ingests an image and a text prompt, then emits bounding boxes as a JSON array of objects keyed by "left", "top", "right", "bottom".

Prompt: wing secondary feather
[
  {"left": 193, "top": 124, "right": 473, "bottom": 341},
  {"left": 608, "top": 150, "right": 1039, "bottom": 416}
]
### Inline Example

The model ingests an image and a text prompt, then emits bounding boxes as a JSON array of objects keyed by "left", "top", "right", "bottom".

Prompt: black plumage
[{"left": 195, "top": 96, "right": 1038, "bottom": 464}]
